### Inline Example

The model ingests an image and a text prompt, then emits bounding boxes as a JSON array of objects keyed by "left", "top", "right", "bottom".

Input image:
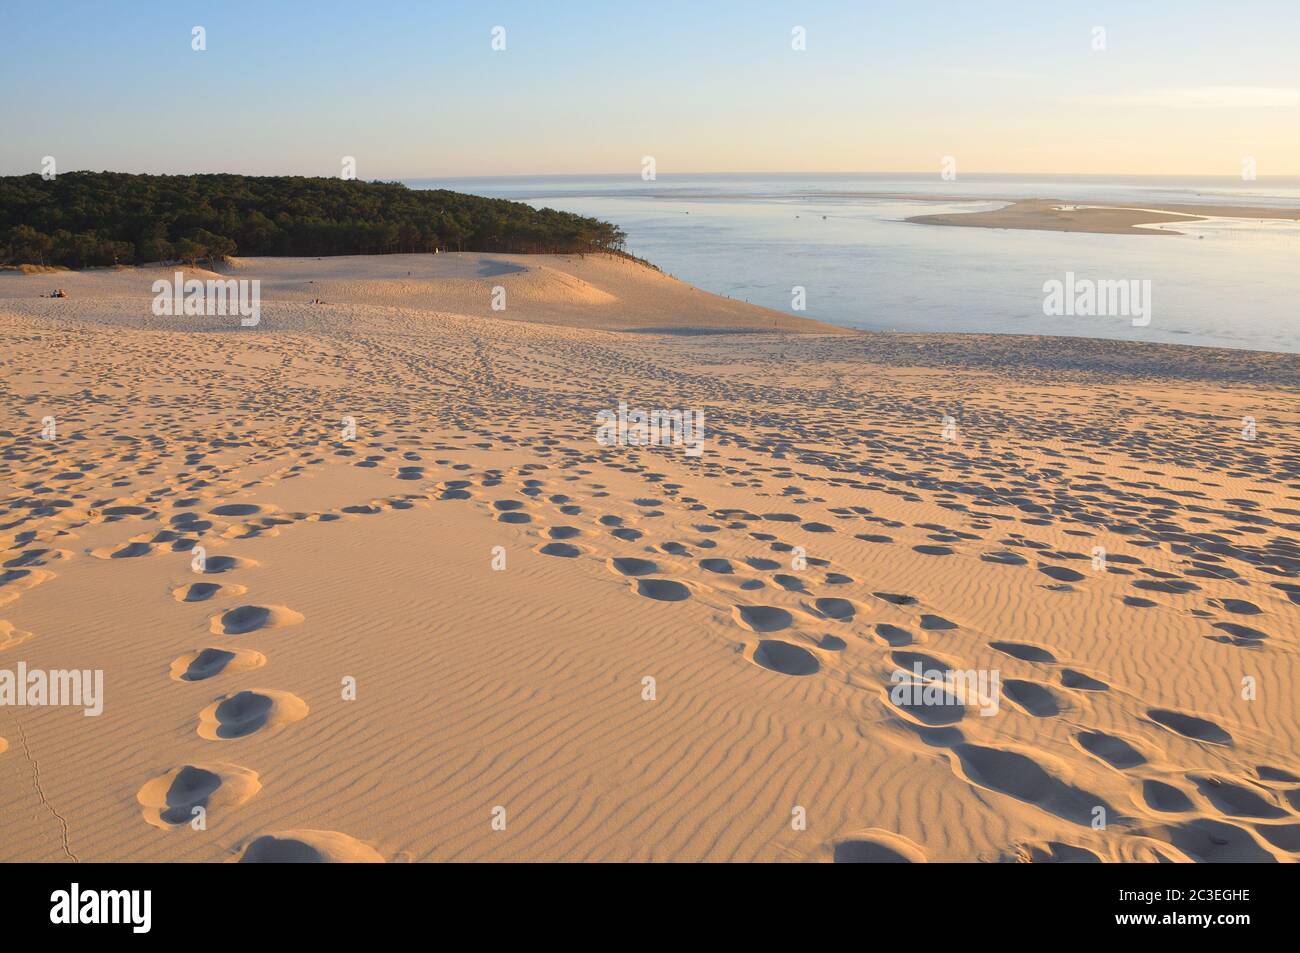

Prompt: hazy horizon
[
  {"left": 4, "top": 0, "right": 1300, "bottom": 178},
  {"left": 14, "top": 168, "right": 1300, "bottom": 184}
]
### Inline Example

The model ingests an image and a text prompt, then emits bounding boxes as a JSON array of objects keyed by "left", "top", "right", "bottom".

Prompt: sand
[
  {"left": 906, "top": 197, "right": 1300, "bottom": 235},
  {"left": 1, "top": 253, "right": 1298, "bottom": 863}
]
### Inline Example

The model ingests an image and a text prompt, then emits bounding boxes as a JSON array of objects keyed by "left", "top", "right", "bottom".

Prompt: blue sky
[{"left": 3, "top": 0, "right": 1299, "bottom": 177}]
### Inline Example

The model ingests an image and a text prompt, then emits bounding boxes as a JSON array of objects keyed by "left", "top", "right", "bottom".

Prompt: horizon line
[{"left": 8, "top": 167, "right": 1300, "bottom": 183}]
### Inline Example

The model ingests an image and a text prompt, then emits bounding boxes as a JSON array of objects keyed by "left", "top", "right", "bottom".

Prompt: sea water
[{"left": 408, "top": 173, "right": 1300, "bottom": 353}]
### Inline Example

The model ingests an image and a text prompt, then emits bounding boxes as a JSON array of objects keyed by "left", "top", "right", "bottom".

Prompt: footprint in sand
[
  {"left": 873, "top": 591, "right": 917, "bottom": 606},
  {"left": 0, "top": 619, "right": 33, "bottom": 651},
  {"left": 1038, "top": 564, "right": 1085, "bottom": 584},
  {"left": 493, "top": 498, "right": 529, "bottom": 517},
  {"left": 0, "top": 568, "right": 54, "bottom": 608},
  {"left": 1146, "top": 708, "right": 1234, "bottom": 747},
  {"left": 1076, "top": 730, "right": 1147, "bottom": 769},
  {"left": 762, "top": 513, "right": 801, "bottom": 523},
  {"left": 1256, "top": 765, "right": 1300, "bottom": 783},
  {"left": 608, "top": 557, "right": 657, "bottom": 577},
  {"left": 890, "top": 649, "right": 952, "bottom": 673},
  {"left": 699, "top": 558, "right": 734, "bottom": 574},
  {"left": 170, "top": 647, "right": 267, "bottom": 682},
  {"left": 810, "top": 597, "right": 857, "bottom": 622},
  {"left": 749, "top": 639, "right": 820, "bottom": 676},
  {"left": 885, "top": 677, "right": 966, "bottom": 726},
  {"left": 989, "top": 641, "right": 1057, "bottom": 663},
  {"left": 950, "top": 743, "right": 1117, "bottom": 826},
  {"left": 1187, "top": 775, "right": 1287, "bottom": 819},
  {"left": 1060, "top": 669, "right": 1108, "bottom": 691},
  {"left": 1271, "top": 582, "right": 1300, "bottom": 606},
  {"left": 198, "top": 689, "right": 308, "bottom": 740},
  {"left": 874, "top": 623, "right": 914, "bottom": 646},
  {"left": 90, "top": 540, "right": 155, "bottom": 560},
  {"left": 1133, "top": 579, "right": 1199, "bottom": 595},
  {"left": 209, "top": 605, "right": 304, "bottom": 636},
  {"left": 1208, "top": 597, "right": 1262, "bottom": 616},
  {"left": 919, "top": 614, "right": 957, "bottom": 631},
  {"left": 1254, "top": 824, "right": 1300, "bottom": 853},
  {"left": 981, "top": 550, "right": 1027, "bottom": 566},
  {"left": 1142, "top": 779, "right": 1195, "bottom": 813},
  {"left": 1207, "top": 621, "right": 1268, "bottom": 646},
  {"left": 137, "top": 763, "right": 261, "bottom": 828},
  {"left": 832, "top": 830, "right": 926, "bottom": 863},
  {"left": 732, "top": 604, "right": 792, "bottom": 632},
  {"left": 234, "top": 829, "right": 384, "bottom": 863},
  {"left": 536, "top": 541, "right": 582, "bottom": 558},
  {"left": 3, "top": 547, "right": 69, "bottom": 569},
  {"left": 99, "top": 504, "right": 154, "bottom": 519},
  {"left": 437, "top": 480, "right": 473, "bottom": 500},
  {"left": 1002, "top": 680, "right": 1067, "bottom": 717},
  {"left": 173, "top": 582, "right": 247, "bottom": 603},
  {"left": 209, "top": 503, "right": 268, "bottom": 518},
  {"left": 1157, "top": 818, "right": 1276, "bottom": 862},
  {"left": 634, "top": 579, "right": 691, "bottom": 602},
  {"left": 195, "top": 555, "right": 259, "bottom": 574}
]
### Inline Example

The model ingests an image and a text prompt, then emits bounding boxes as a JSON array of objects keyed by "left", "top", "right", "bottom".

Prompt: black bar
[{"left": 9, "top": 861, "right": 1282, "bottom": 940}]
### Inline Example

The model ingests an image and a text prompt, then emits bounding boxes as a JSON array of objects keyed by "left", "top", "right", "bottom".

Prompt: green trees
[
  {"left": 173, "top": 238, "right": 207, "bottom": 266},
  {"left": 5, "top": 224, "right": 54, "bottom": 266},
  {"left": 0, "top": 172, "right": 629, "bottom": 268}
]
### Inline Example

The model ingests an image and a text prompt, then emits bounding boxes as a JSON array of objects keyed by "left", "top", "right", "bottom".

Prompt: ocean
[{"left": 407, "top": 173, "right": 1300, "bottom": 353}]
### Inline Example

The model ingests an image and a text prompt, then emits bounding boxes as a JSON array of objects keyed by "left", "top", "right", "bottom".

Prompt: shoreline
[
  {"left": 5, "top": 253, "right": 1300, "bottom": 361},
  {"left": 905, "top": 197, "right": 1300, "bottom": 235}
]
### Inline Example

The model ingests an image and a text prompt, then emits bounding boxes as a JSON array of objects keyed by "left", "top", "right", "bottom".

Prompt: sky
[{"left": 3, "top": 0, "right": 1299, "bottom": 179}]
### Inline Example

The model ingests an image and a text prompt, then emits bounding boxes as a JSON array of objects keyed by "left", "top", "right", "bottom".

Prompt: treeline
[{"left": 0, "top": 171, "right": 628, "bottom": 268}]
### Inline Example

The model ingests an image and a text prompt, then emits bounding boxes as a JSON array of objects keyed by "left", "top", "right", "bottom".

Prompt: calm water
[{"left": 408, "top": 174, "right": 1300, "bottom": 353}]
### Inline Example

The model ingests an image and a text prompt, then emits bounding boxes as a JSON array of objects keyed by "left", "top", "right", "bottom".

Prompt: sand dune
[
  {"left": 0, "top": 254, "right": 1297, "bottom": 862},
  {"left": 1, "top": 252, "right": 844, "bottom": 334}
]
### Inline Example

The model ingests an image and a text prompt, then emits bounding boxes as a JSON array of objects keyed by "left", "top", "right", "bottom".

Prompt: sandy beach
[{"left": 0, "top": 253, "right": 1296, "bottom": 862}]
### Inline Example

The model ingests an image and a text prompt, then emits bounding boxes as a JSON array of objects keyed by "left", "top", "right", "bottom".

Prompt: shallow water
[{"left": 409, "top": 174, "right": 1300, "bottom": 353}]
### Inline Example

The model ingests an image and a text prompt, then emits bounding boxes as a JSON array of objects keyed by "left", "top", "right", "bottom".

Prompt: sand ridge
[{"left": 0, "top": 252, "right": 848, "bottom": 335}]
